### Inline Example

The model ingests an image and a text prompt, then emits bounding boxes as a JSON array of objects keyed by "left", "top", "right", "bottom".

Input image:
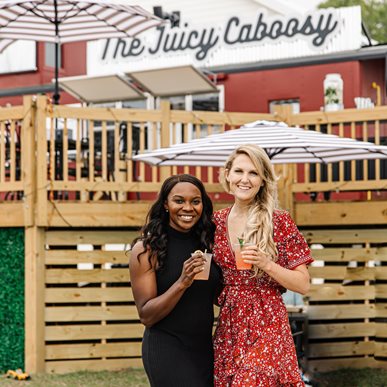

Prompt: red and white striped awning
[
  {"left": 0, "top": 0, "right": 162, "bottom": 48},
  {"left": 133, "top": 121, "right": 387, "bottom": 166}
]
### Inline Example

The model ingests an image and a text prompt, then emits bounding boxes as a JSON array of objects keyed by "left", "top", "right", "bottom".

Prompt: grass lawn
[
  {"left": 0, "top": 369, "right": 148, "bottom": 387},
  {"left": 313, "top": 367, "right": 387, "bottom": 387},
  {"left": 0, "top": 367, "right": 386, "bottom": 386}
]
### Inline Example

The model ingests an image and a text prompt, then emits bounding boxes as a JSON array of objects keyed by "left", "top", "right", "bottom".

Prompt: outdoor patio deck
[{"left": 0, "top": 96, "right": 386, "bottom": 373}]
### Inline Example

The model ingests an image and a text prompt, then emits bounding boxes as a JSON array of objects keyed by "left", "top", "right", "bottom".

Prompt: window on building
[
  {"left": 269, "top": 98, "right": 300, "bottom": 114},
  {"left": 158, "top": 86, "right": 224, "bottom": 144},
  {"left": 45, "top": 42, "right": 62, "bottom": 68}
]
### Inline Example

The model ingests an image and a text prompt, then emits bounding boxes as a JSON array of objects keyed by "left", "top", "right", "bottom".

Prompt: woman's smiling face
[
  {"left": 226, "top": 153, "right": 263, "bottom": 204},
  {"left": 164, "top": 182, "right": 203, "bottom": 232}
]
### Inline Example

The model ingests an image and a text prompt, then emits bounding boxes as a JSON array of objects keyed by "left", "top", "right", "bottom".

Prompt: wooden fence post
[
  {"left": 159, "top": 100, "right": 171, "bottom": 182},
  {"left": 272, "top": 105, "right": 296, "bottom": 218},
  {"left": 24, "top": 96, "right": 46, "bottom": 373},
  {"left": 275, "top": 164, "right": 294, "bottom": 215},
  {"left": 24, "top": 226, "right": 46, "bottom": 373},
  {"left": 272, "top": 104, "right": 294, "bottom": 125},
  {"left": 35, "top": 96, "right": 48, "bottom": 226},
  {"left": 22, "top": 96, "right": 35, "bottom": 227}
]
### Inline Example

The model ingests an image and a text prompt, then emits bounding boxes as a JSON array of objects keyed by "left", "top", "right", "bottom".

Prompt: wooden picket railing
[{"left": 1, "top": 96, "right": 386, "bottom": 225}]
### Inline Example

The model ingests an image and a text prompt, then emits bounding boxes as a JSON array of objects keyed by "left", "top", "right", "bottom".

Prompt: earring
[{"left": 165, "top": 209, "right": 169, "bottom": 212}]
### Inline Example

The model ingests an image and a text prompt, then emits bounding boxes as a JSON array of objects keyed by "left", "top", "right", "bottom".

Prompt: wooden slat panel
[
  {"left": 45, "top": 323, "right": 144, "bottom": 341},
  {"left": 376, "top": 267, "right": 387, "bottom": 279},
  {"left": 75, "top": 119, "right": 81, "bottom": 182},
  {"left": 376, "top": 285, "right": 387, "bottom": 299},
  {"left": 9, "top": 120, "right": 16, "bottom": 182},
  {"left": 308, "top": 341, "right": 374, "bottom": 358},
  {"left": 46, "top": 268, "right": 130, "bottom": 284},
  {"left": 302, "top": 229, "right": 387, "bottom": 244},
  {"left": 45, "top": 358, "right": 144, "bottom": 374},
  {"left": 170, "top": 110, "right": 274, "bottom": 125},
  {"left": 308, "top": 322, "right": 375, "bottom": 339},
  {"left": 307, "top": 285, "right": 375, "bottom": 301},
  {"left": 45, "top": 230, "right": 137, "bottom": 245},
  {"left": 54, "top": 105, "right": 162, "bottom": 121},
  {"left": 289, "top": 105, "right": 387, "bottom": 125},
  {"left": 45, "top": 250, "right": 129, "bottom": 265},
  {"left": 376, "top": 303, "right": 387, "bottom": 318},
  {"left": 46, "top": 342, "right": 142, "bottom": 360},
  {"left": 88, "top": 121, "right": 95, "bottom": 183},
  {"left": 292, "top": 180, "right": 387, "bottom": 192},
  {"left": 126, "top": 121, "right": 133, "bottom": 183},
  {"left": 308, "top": 304, "right": 375, "bottom": 320},
  {"left": 0, "top": 182, "right": 24, "bottom": 191},
  {"left": 0, "top": 202, "right": 24, "bottom": 226},
  {"left": 49, "top": 181, "right": 224, "bottom": 192},
  {"left": 311, "top": 247, "right": 387, "bottom": 262},
  {"left": 45, "top": 306, "right": 139, "bottom": 322},
  {"left": 376, "top": 324, "right": 387, "bottom": 338},
  {"left": 45, "top": 288, "right": 134, "bottom": 303},
  {"left": 296, "top": 201, "right": 387, "bottom": 226},
  {"left": 45, "top": 202, "right": 153, "bottom": 227},
  {"left": 0, "top": 106, "right": 24, "bottom": 120},
  {"left": 62, "top": 119, "right": 69, "bottom": 181},
  {"left": 308, "top": 266, "right": 375, "bottom": 281},
  {"left": 101, "top": 121, "right": 107, "bottom": 181},
  {"left": 49, "top": 181, "right": 162, "bottom": 191},
  {"left": 42, "top": 200, "right": 229, "bottom": 228},
  {"left": 375, "top": 342, "right": 387, "bottom": 357}
]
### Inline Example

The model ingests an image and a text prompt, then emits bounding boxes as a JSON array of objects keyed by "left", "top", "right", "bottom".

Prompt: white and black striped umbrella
[
  {"left": 0, "top": 0, "right": 163, "bottom": 103},
  {"left": 133, "top": 121, "right": 387, "bottom": 166},
  {"left": 0, "top": 0, "right": 161, "bottom": 44}
]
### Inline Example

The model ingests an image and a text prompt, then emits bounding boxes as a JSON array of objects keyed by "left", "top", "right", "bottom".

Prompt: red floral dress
[{"left": 213, "top": 207, "right": 313, "bottom": 387}]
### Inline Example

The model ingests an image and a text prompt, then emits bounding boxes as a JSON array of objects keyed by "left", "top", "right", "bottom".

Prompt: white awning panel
[
  {"left": 58, "top": 74, "right": 146, "bottom": 103},
  {"left": 127, "top": 65, "right": 218, "bottom": 97}
]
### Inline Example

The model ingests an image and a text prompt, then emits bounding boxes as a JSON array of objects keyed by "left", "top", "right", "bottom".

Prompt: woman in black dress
[{"left": 130, "top": 174, "right": 221, "bottom": 387}]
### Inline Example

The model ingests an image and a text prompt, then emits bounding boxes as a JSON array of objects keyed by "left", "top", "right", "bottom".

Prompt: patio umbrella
[
  {"left": 132, "top": 120, "right": 387, "bottom": 166},
  {"left": 0, "top": 0, "right": 163, "bottom": 104}
]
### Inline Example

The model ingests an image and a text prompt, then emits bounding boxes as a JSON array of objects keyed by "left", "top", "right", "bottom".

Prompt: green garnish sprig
[{"left": 237, "top": 237, "right": 245, "bottom": 248}]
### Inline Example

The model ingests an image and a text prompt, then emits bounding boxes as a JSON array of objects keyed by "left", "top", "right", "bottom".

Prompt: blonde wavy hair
[{"left": 220, "top": 144, "right": 279, "bottom": 277}]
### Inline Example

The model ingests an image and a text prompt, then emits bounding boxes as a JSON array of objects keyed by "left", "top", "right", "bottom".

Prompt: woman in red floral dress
[{"left": 213, "top": 144, "right": 313, "bottom": 386}]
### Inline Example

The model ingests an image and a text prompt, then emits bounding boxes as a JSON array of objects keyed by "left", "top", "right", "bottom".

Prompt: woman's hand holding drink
[
  {"left": 191, "top": 250, "right": 212, "bottom": 280},
  {"left": 233, "top": 241, "right": 255, "bottom": 270}
]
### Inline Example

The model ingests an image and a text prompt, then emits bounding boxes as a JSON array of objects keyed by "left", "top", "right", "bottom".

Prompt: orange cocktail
[{"left": 233, "top": 242, "right": 254, "bottom": 270}]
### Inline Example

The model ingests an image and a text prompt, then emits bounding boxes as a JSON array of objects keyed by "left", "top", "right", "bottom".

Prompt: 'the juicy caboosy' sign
[
  {"left": 89, "top": 6, "right": 361, "bottom": 73},
  {"left": 102, "top": 11, "right": 338, "bottom": 62}
]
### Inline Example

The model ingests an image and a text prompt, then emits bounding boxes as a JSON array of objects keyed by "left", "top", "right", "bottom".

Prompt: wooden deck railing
[
  {"left": 0, "top": 96, "right": 386, "bottom": 223},
  {"left": 285, "top": 106, "right": 387, "bottom": 194}
]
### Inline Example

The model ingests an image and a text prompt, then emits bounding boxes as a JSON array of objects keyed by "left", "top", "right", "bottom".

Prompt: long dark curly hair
[{"left": 132, "top": 174, "right": 215, "bottom": 270}]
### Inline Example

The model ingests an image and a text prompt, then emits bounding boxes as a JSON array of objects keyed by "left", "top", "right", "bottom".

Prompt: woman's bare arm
[{"left": 129, "top": 241, "right": 205, "bottom": 328}]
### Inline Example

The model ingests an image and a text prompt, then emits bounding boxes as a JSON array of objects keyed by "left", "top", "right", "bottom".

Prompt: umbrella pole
[
  {"left": 53, "top": 0, "right": 60, "bottom": 104},
  {"left": 53, "top": 40, "right": 60, "bottom": 104}
]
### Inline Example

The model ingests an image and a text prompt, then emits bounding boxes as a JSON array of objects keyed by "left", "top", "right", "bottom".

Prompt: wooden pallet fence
[
  {"left": 43, "top": 229, "right": 142, "bottom": 373},
  {"left": 303, "top": 227, "right": 387, "bottom": 372}
]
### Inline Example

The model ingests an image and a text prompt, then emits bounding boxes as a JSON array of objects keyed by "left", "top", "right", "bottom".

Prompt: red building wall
[
  {"left": 0, "top": 41, "right": 86, "bottom": 106},
  {"left": 222, "top": 61, "right": 363, "bottom": 112},
  {"left": 360, "top": 59, "right": 386, "bottom": 105}
]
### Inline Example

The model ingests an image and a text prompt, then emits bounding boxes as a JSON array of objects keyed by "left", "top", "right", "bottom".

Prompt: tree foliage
[{"left": 318, "top": 0, "right": 387, "bottom": 43}]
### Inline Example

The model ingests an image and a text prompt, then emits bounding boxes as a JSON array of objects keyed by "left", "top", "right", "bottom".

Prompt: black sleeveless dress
[{"left": 142, "top": 226, "right": 221, "bottom": 387}]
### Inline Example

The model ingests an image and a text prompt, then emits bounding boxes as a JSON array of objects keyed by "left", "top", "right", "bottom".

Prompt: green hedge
[{"left": 0, "top": 228, "right": 24, "bottom": 372}]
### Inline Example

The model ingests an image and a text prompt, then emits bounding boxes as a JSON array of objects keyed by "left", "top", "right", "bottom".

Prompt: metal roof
[{"left": 208, "top": 44, "right": 387, "bottom": 74}]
